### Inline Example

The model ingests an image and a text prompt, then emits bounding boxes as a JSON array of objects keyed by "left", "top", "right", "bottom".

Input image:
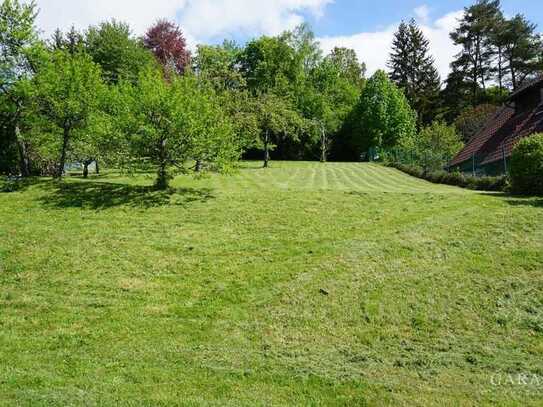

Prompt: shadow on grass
[
  {"left": 504, "top": 197, "right": 543, "bottom": 208},
  {"left": 38, "top": 181, "right": 215, "bottom": 210},
  {"left": 486, "top": 191, "right": 543, "bottom": 208},
  {"left": 0, "top": 177, "right": 46, "bottom": 193}
]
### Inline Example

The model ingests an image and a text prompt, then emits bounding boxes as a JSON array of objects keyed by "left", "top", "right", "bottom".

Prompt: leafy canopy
[
  {"left": 85, "top": 20, "right": 156, "bottom": 83},
  {"left": 113, "top": 68, "right": 239, "bottom": 188},
  {"left": 357, "top": 70, "right": 417, "bottom": 151}
]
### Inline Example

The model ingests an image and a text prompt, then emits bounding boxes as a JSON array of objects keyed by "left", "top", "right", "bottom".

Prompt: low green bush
[
  {"left": 389, "top": 163, "right": 507, "bottom": 192},
  {"left": 510, "top": 133, "right": 543, "bottom": 196}
]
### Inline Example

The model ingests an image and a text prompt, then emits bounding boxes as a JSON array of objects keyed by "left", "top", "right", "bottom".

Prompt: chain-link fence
[{"left": 377, "top": 146, "right": 455, "bottom": 173}]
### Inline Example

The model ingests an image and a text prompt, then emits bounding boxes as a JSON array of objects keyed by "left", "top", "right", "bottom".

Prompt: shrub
[
  {"left": 417, "top": 122, "right": 464, "bottom": 172},
  {"left": 510, "top": 134, "right": 543, "bottom": 196},
  {"left": 388, "top": 162, "right": 507, "bottom": 192}
]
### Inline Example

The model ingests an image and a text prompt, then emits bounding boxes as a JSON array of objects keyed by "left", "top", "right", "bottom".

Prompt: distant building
[{"left": 449, "top": 77, "right": 543, "bottom": 176}]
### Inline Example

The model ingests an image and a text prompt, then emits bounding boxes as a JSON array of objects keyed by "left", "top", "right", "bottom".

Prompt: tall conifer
[{"left": 388, "top": 19, "right": 441, "bottom": 125}]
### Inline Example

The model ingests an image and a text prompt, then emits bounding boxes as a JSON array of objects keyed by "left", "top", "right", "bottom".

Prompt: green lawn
[{"left": 1, "top": 162, "right": 542, "bottom": 406}]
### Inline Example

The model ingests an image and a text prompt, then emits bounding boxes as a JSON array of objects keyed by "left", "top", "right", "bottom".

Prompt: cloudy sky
[{"left": 34, "top": 0, "right": 543, "bottom": 79}]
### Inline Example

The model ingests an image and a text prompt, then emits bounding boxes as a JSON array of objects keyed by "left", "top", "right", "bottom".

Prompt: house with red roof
[{"left": 449, "top": 77, "right": 543, "bottom": 176}]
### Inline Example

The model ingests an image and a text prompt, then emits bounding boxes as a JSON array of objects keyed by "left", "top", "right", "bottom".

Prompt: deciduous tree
[
  {"left": 31, "top": 50, "right": 105, "bottom": 178},
  {"left": 253, "top": 92, "right": 307, "bottom": 168},
  {"left": 356, "top": 70, "right": 416, "bottom": 154},
  {"left": 0, "top": 0, "right": 38, "bottom": 176},
  {"left": 143, "top": 20, "right": 191, "bottom": 75},
  {"left": 454, "top": 104, "right": 499, "bottom": 142},
  {"left": 85, "top": 20, "right": 155, "bottom": 83},
  {"left": 115, "top": 69, "right": 238, "bottom": 189}
]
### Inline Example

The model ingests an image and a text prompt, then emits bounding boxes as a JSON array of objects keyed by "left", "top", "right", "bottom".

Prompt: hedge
[
  {"left": 510, "top": 133, "right": 543, "bottom": 196},
  {"left": 389, "top": 163, "right": 508, "bottom": 192}
]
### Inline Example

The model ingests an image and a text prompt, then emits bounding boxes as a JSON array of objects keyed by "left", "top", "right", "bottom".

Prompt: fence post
[{"left": 502, "top": 144, "right": 507, "bottom": 174}]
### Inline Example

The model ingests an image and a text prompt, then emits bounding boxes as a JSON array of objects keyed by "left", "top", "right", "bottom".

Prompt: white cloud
[
  {"left": 178, "top": 0, "right": 332, "bottom": 40},
  {"left": 35, "top": 0, "right": 332, "bottom": 46},
  {"left": 35, "top": 0, "right": 188, "bottom": 38},
  {"left": 414, "top": 5, "right": 430, "bottom": 24},
  {"left": 318, "top": 9, "right": 463, "bottom": 80},
  {"left": 420, "top": 10, "right": 464, "bottom": 80},
  {"left": 34, "top": 1, "right": 462, "bottom": 78}
]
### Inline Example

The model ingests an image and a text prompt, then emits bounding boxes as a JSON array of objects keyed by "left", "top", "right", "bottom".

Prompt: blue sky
[
  {"left": 35, "top": 0, "right": 543, "bottom": 78},
  {"left": 310, "top": 1, "right": 543, "bottom": 37}
]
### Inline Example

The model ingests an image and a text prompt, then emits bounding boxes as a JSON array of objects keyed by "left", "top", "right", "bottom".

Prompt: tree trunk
[
  {"left": 263, "top": 130, "right": 270, "bottom": 168},
  {"left": 156, "top": 138, "right": 168, "bottom": 189},
  {"left": 497, "top": 47, "right": 504, "bottom": 90},
  {"left": 83, "top": 158, "right": 95, "bottom": 178},
  {"left": 95, "top": 159, "right": 100, "bottom": 175},
  {"left": 320, "top": 125, "right": 327, "bottom": 163},
  {"left": 510, "top": 59, "right": 518, "bottom": 90},
  {"left": 156, "top": 164, "right": 168, "bottom": 189},
  {"left": 15, "top": 124, "right": 30, "bottom": 177},
  {"left": 472, "top": 67, "right": 479, "bottom": 104},
  {"left": 56, "top": 127, "right": 70, "bottom": 179}
]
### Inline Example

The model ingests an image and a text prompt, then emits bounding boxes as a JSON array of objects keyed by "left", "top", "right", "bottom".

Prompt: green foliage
[
  {"left": 388, "top": 19, "right": 441, "bottom": 125},
  {"left": 194, "top": 41, "right": 244, "bottom": 92},
  {"left": 238, "top": 35, "right": 300, "bottom": 94},
  {"left": 50, "top": 26, "right": 84, "bottom": 54},
  {"left": 306, "top": 48, "right": 363, "bottom": 139},
  {"left": 289, "top": 32, "right": 364, "bottom": 161},
  {"left": 325, "top": 47, "right": 366, "bottom": 89},
  {"left": 193, "top": 42, "right": 258, "bottom": 156},
  {"left": 384, "top": 121, "right": 464, "bottom": 172},
  {"left": 85, "top": 20, "right": 156, "bottom": 83},
  {"left": 450, "top": 0, "right": 505, "bottom": 102},
  {"left": 114, "top": 68, "right": 239, "bottom": 188},
  {"left": 0, "top": 0, "right": 39, "bottom": 176},
  {"left": 0, "top": 95, "right": 18, "bottom": 173},
  {"left": 252, "top": 91, "right": 309, "bottom": 165},
  {"left": 30, "top": 50, "right": 105, "bottom": 177},
  {"left": 32, "top": 51, "right": 104, "bottom": 128},
  {"left": 420, "top": 122, "right": 464, "bottom": 158},
  {"left": 356, "top": 70, "right": 416, "bottom": 153},
  {"left": 493, "top": 13, "right": 543, "bottom": 90},
  {"left": 416, "top": 121, "right": 464, "bottom": 171},
  {"left": 0, "top": 0, "right": 37, "bottom": 87},
  {"left": 447, "top": 0, "right": 542, "bottom": 119},
  {"left": 454, "top": 103, "right": 499, "bottom": 142},
  {"left": 390, "top": 162, "right": 507, "bottom": 191},
  {"left": 510, "top": 134, "right": 543, "bottom": 195}
]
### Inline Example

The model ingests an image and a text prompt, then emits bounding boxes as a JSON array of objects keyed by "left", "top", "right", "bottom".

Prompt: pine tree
[
  {"left": 388, "top": 19, "right": 441, "bottom": 125},
  {"left": 450, "top": 0, "right": 503, "bottom": 102},
  {"left": 498, "top": 14, "right": 542, "bottom": 90}
]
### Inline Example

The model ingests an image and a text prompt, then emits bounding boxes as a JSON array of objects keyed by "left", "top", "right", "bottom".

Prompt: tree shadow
[
  {"left": 0, "top": 177, "right": 47, "bottom": 193},
  {"left": 235, "top": 161, "right": 267, "bottom": 171},
  {"left": 485, "top": 191, "right": 543, "bottom": 208},
  {"left": 504, "top": 197, "right": 543, "bottom": 208},
  {"left": 37, "top": 181, "right": 215, "bottom": 210}
]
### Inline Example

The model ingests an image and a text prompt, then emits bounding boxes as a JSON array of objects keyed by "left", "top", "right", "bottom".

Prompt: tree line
[{"left": 1, "top": 0, "right": 542, "bottom": 187}]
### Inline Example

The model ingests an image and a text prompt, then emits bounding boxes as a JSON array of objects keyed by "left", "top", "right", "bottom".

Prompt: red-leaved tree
[{"left": 143, "top": 20, "right": 191, "bottom": 75}]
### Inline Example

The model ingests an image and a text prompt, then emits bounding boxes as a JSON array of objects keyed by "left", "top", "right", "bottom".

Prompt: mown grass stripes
[
  {"left": 1, "top": 162, "right": 540, "bottom": 406},
  {"left": 200, "top": 162, "right": 467, "bottom": 194}
]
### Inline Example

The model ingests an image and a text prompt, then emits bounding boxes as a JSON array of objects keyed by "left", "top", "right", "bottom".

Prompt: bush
[
  {"left": 388, "top": 162, "right": 507, "bottom": 192},
  {"left": 510, "top": 134, "right": 543, "bottom": 196}
]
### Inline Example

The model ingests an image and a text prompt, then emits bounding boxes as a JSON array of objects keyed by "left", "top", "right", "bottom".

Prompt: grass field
[{"left": 1, "top": 162, "right": 542, "bottom": 406}]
